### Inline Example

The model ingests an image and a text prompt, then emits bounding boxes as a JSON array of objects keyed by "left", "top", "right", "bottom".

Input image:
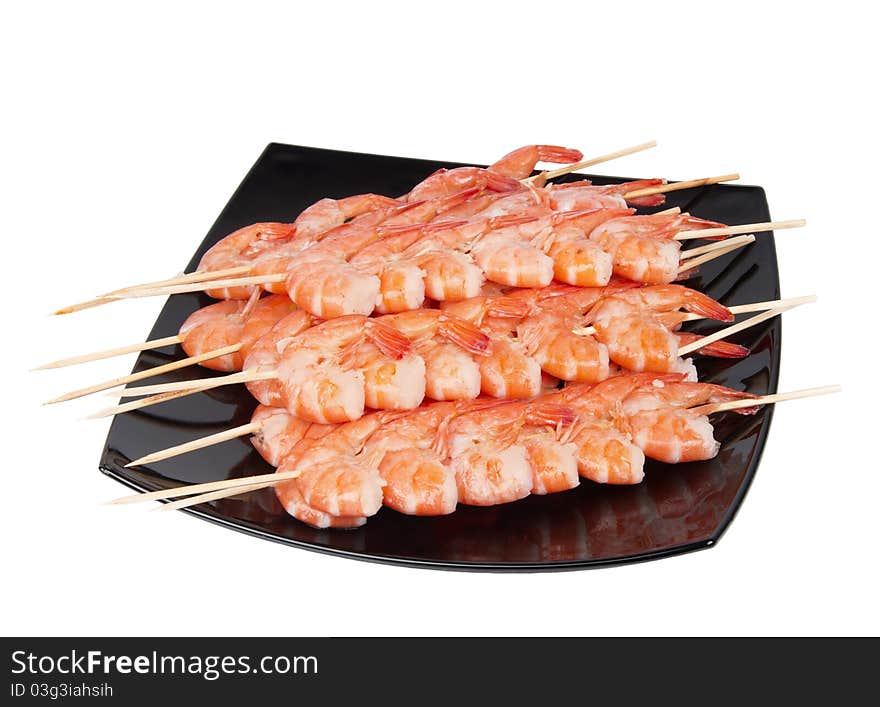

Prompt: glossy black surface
[{"left": 100, "top": 143, "right": 780, "bottom": 571}]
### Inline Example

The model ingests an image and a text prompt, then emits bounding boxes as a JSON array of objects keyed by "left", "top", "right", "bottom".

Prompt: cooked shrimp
[
  {"left": 198, "top": 222, "right": 296, "bottom": 299},
  {"left": 276, "top": 414, "right": 387, "bottom": 518},
  {"left": 622, "top": 380, "right": 758, "bottom": 463},
  {"left": 377, "top": 310, "right": 489, "bottom": 401},
  {"left": 488, "top": 144, "right": 583, "bottom": 179},
  {"left": 441, "top": 400, "right": 575, "bottom": 505},
  {"left": 292, "top": 193, "right": 400, "bottom": 241},
  {"left": 547, "top": 178, "right": 668, "bottom": 209},
  {"left": 250, "top": 405, "right": 337, "bottom": 467},
  {"left": 590, "top": 212, "right": 727, "bottom": 284},
  {"left": 588, "top": 285, "right": 734, "bottom": 374},
  {"left": 361, "top": 403, "right": 468, "bottom": 515},
  {"left": 177, "top": 294, "right": 296, "bottom": 371},
  {"left": 549, "top": 375, "right": 681, "bottom": 484}
]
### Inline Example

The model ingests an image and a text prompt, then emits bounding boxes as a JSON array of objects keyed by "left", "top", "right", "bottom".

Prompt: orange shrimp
[
  {"left": 376, "top": 310, "right": 489, "bottom": 401},
  {"left": 292, "top": 193, "right": 400, "bottom": 241},
  {"left": 549, "top": 375, "right": 682, "bottom": 484},
  {"left": 271, "top": 315, "right": 420, "bottom": 422},
  {"left": 177, "top": 294, "right": 296, "bottom": 371},
  {"left": 621, "top": 380, "right": 758, "bottom": 463},
  {"left": 198, "top": 222, "right": 296, "bottom": 299},
  {"left": 590, "top": 212, "right": 727, "bottom": 284},
  {"left": 441, "top": 400, "right": 575, "bottom": 505},
  {"left": 276, "top": 413, "right": 387, "bottom": 518},
  {"left": 250, "top": 405, "right": 337, "bottom": 467},
  {"left": 361, "top": 403, "right": 467, "bottom": 515},
  {"left": 547, "top": 178, "right": 668, "bottom": 209},
  {"left": 488, "top": 145, "right": 583, "bottom": 179},
  {"left": 242, "top": 310, "right": 317, "bottom": 408},
  {"left": 588, "top": 285, "right": 735, "bottom": 374},
  {"left": 402, "top": 144, "right": 579, "bottom": 203}
]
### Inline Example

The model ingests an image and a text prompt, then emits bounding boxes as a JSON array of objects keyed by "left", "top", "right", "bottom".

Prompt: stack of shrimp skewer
[{"left": 39, "top": 142, "right": 836, "bottom": 530}]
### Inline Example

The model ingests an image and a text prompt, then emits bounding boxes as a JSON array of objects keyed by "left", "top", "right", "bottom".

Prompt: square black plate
[{"left": 100, "top": 143, "right": 780, "bottom": 571}]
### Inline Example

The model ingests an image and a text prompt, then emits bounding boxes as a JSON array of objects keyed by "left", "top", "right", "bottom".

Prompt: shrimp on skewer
[
  {"left": 586, "top": 285, "right": 741, "bottom": 377},
  {"left": 177, "top": 294, "right": 296, "bottom": 371},
  {"left": 373, "top": 310, "right": 489, "bottom": 401},
  {"left": 440, "top": 399, "right": 577, "bottom": 505},
  {"left": 403, "top": 145, "right": 582, "bottom": 202},
  {"left": 621, "top": 380, "right": 758, "bottom": 463},
  {"left": 590, "top": 212, "right": 728, "bottom": 284}
]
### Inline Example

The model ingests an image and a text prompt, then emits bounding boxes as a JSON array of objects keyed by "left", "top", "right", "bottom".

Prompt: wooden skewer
[
  {"left": 113, "top": 368, "right": 274, "bottom": 399},
  {"left": 125, "top": 422, "right": 261, "bottom": 467},
  {"left": 526, "top": 140, "right": 658, "bottom": 183},
  {"left": 33, "top": 334, "right": 184, "bottom": 370},
  {"left": 623, "top": 173, "right": 739, "bottom": 200},
  {"left": 45, "top": 343, "right": 242, "bottom": 404},
  {"left": 53, "top": 266, "right": 252, "bottom": 315},
  {"left": 87, "top": 389, "right": 201, "bottom": 419},
  {"left": 677, "top": 306, "right": 792, "bottom": 357},
  {"left": 159, "top": 480, "right": 277, "bottom": 512},
  {"left": 676, "top": 235, "right": 755, "bottom": 274},
  {"left": 572, "top": 295, "right": 815, "bottom": 337},
  {"left": 654, "top": 206, "right": 682, "bottom": 216},
  {"left": 109, "top": 468, "right": 302, "bottom": 505},
  {"left": 674, "top": 219, "right": 805, "bottom": 241},
  {"left": 689, "top": 385, "right": 841, "bottom": 416},
  {"left": 124, "top": 273, "right": 285, "bottom": 298},
  {"left": 679, "top": 234, "right": 755, "bottom": 260}
]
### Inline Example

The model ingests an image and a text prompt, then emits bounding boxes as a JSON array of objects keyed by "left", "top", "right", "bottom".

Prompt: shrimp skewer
[
  {"left": 115, "top": 380, "right": 838, "bottom": 525},
  {"left": 108, "top": 310, "right": 491, "bottom": 421}
]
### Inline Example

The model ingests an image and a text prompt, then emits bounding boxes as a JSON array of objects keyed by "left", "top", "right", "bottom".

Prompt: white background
[{"left": 3, "top": 1, "right": 878, "bottom": 637}]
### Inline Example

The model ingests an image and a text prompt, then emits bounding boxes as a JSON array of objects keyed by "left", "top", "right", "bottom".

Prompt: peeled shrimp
[
  {"left": 177, "top": 294, "right": 296, "bottom": 371},
  {"left": 403, "top": 144, "right": 581, "bottom": 202},
  {"left": 622, "top": 380, "right": 758, "bottom": 463},
  {"left": 590, "top": 212, "right": 727, "bottom": 284},
  {"left": 587, "top": 285, "right": 736, "bottom": 375}
]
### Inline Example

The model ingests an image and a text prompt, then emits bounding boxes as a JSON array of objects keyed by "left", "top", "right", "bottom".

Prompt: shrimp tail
[
  {"left": 437, "top": 314, "right": 491, "bottom": 355},
  {"left": 486, "top": 296, "right": 531, "bottom": 320},
  {"left": 525, "top": 402, "right": 577, "bottom": 427},
  {"left": 534, "top": 145, "right": 584, "bottom": 164},
  {"left": 678, "top": 215, "right": 729, "bottom": 240},
  {"left": 364, "top": 320, "right": 413, "bottom": 360},
  {"left": 682, "top": 288, "right": 734, "bottom": 322},
  {"left": 677, "top": 333, "right": 750, "bottom": 358}
]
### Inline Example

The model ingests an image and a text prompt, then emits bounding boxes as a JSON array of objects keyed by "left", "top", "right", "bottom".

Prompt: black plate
[{"left": 100, "top": 143, "right": 780, "bottom": 571}]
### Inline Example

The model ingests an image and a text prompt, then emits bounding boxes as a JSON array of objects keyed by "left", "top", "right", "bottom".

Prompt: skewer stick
[
  {"left": 45, "top": 344, "right": 242, "bottom": 404},
  {"left": 33, "top": 335, "right": 184, "bottom": 370},
  {"left": 690, "top": 385, "right": 841, "bottom": 416},
  {"left": 159, "top": 480, "right": 277, "bottom": 512},
  {"left": 623, "top": 173, "right": 739, "bottom": 200},
  {"left": 674, "top": 219, "right": 805, "bottom": 241},
  {"left": 125, "top": 273, "right": 284, "bottom": 298},
  {"left": 125, "top": 422, "right": 262, "bottom": 467},
  {"left": 109, "top": 468, "right": 302, "bottom": 505},
  {"left": 677, "top": 306, "right": 793, "bottom": 357},
  {"left": 677, "top": 235, "right": 755, "bottom": 274},
  {"left": 679, "top": 234, "right": 755, "bottom": 260},
  {"left": 572, "top": 295, "right": 815, "bottom": 337},
  {"left": 87, "top": 389, "right": 201, "bottom": 419},
  {"left": 527, "top": 140, "right": 658, "bottom": 183},
  {"left": 53, "top": 266, "right": 252, "bottom": 315},
  {"left": 113, "top": 368, "right": 275, "bottom": 398},
  {"left": 654, "top": 206, "right": 682, "bottom": 216}
]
